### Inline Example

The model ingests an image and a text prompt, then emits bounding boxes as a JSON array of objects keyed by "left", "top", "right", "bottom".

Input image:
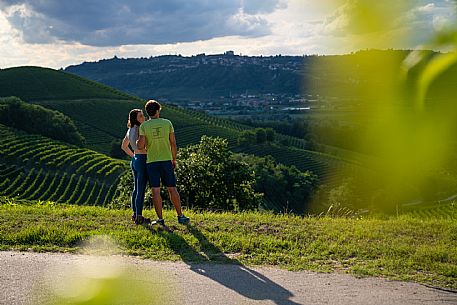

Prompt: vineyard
[
  {"left": 403, "top": 202, "right": 457, "bottom": 219},
  {"left": 36, "top": 99, "right": 244, "bottom": 151},
  {"left": 36, "top": 99, "right": 357, "bottom": 180},
  {"left": 235, "top": 143, "right": 365, "bottom": 185},
  {"left": 0, "top": 124, "right": 127, "bottom": 205},
  {"left": 0, "top": 66, "right": 361, "bottom": 180},
  {"left": 0, "top": 66, "right": 131, "bottom": 102}
]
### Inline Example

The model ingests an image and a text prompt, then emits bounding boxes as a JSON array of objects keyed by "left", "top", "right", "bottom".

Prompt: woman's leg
[
  {"left": 135, "top": 155, "right": 147, "bottom": 216},
  {"left": 131, "top": 158, "right": 139, "bottom": 216}
]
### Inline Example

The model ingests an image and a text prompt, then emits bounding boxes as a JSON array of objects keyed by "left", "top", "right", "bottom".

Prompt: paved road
[{"left": 1, "top": 251, "right": 456, "bottom": 305}]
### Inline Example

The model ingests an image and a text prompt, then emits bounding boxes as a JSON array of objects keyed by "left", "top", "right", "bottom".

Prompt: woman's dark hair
[
  {"left": 127, "top": 109, "right": 142, "bottom": 128},
  {"left": 145, "top": 100, "right": 161, "bottom": 117}
]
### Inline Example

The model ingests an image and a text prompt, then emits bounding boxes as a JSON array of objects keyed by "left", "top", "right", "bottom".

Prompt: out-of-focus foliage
[
  {"left": 313, "top": 0, "right": 457, "bottom": 212},
  {"left": 39, "top": 236, "right": 170, "bottom": 305}
]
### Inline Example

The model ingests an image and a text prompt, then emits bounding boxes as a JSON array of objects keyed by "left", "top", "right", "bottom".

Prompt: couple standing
[{"left": 122, "top": 100, "right": 189, "bottom": 225}]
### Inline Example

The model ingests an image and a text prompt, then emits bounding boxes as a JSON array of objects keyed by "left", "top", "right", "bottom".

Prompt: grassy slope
[{"left": 0, "top": 201, "right": 456, "bottom": 289}]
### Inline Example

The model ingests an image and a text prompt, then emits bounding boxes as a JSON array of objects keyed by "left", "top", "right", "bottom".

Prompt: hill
[
  {"left": 0, "top": 123, "right": 127, "bottom": 205},
  {"left": 1, "top": 60, "right": 455, "bottom": 214},
  {"left": 65, "top": 50, "right": 433, "bottom": 103},
  {"left": 65, "top": 54, "right": 305, "bottom": 100},
  {"left": 63, "top": 50, "right": 457, "bottom": 120},
  {"left": 0, "top": 66, "right": 358, "bottom": 175},
  {"left": 0, "top": 66, "right": 377, "bottom": 213},
  {"left": 0, "top": 66, "right": 131, "bottom": 101}
]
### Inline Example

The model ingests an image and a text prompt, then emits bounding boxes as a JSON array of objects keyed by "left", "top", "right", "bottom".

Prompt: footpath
[{"left": 1, "top": 251, "right": 456, "bottom": 305}]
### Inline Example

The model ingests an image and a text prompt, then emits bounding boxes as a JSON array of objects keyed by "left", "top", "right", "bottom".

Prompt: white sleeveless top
[{"left": 126, "top": 126, "right": 140, "bottom": 151}]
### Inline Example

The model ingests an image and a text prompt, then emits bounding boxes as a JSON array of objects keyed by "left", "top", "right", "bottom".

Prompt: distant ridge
[
  {"left": 65, "top": 53, "right": 306, "bottom": 100},
  {"left": 64, "top": 50, "right": 416, "bottom": 101}
]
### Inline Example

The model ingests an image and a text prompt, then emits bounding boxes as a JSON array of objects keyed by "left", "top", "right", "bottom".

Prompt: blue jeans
[{"left": 131, "top": 154, "right": 147, "bottom": 216}]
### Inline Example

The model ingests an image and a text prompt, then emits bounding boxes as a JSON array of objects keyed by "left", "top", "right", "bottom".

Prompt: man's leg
[
  {"left": 167, "top": 187, "right": 183, "bottom": 216},
  {"left": 147, "top": 162, "right": 163, "bottom": 221},
  {"left": 162, "top": 160, "right": 189, "bottom": 224},
  {"left": 152, "top": 187, "right": 163, "bottom": 219}
]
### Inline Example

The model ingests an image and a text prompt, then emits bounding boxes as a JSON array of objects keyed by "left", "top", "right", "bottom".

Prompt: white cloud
[
  {"left": 0, "top": 0, "right": 456, "bottom": 69},
  {"left": 0, "top": 0, "right": 285, "bottom": 46},
  {"left": 417, "top": 3, "right": 436, "bottom": 12}
]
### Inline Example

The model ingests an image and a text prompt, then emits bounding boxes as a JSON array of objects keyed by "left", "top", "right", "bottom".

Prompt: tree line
[{"left": 0, "top": 97, "right": 85, "bottom": 146}]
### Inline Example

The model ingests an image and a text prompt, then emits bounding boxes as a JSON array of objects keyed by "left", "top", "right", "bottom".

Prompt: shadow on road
[{"left": 149, "top": 224, "right": 301, "bottom": 305}]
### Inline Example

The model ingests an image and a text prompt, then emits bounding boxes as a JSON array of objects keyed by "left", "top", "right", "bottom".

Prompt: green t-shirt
[{"left": 139, "top": 118, "right": 174, "bottom": 163}]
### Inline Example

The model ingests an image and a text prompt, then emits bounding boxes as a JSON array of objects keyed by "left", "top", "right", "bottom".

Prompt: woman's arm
[{"left": 121, "top": 136, "right": 134, "bottom": 158}]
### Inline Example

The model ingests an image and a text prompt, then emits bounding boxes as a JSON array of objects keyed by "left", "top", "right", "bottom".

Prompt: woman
[{"left": 121, "top": 109, "right": 150, "bottom": 224}]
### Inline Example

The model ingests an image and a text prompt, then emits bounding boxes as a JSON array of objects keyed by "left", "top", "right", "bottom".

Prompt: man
[{"left": 137, "top": 100, "right": 190, "bottom": 225}]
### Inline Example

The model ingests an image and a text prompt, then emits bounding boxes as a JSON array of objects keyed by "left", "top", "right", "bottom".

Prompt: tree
[
  {"left": 235, "top": 154, "right": 318, "bottom": 214},
  {"left": 176, "top": 136, "right": 261, "bottom": 211},
  {"left": 237, "top": 129, "right": 256, "bottom": 146},
  {"left": 238, "top": 128, "right": 275, "bottom": 146},
  {"left": 265, "top": 128, "right": 275, "bottom": 142},
  {"left": 255, "top": 128, "right": 267, "bottom": 144}
]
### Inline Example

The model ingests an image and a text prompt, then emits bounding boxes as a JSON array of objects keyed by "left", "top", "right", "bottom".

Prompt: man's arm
[
  {"left": 169, "top": 132, "right": 177, "bottom": 168},
  {"left": 136, "top": 135, "right": 146, "bottom": 150},
  {"left": 121, "top": 136, "right": 134, "bottom": 158}
]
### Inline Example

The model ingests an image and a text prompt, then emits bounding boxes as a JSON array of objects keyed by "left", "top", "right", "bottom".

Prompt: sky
[{"left": 0, "top": 0, "right": 456, "bottom": 69}]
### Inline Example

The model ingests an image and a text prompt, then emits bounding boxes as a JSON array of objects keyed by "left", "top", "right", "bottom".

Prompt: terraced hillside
[
  {"left": 37, "top": 99, "right": 243, "bottom": 152},
  {"left": 39, "top": 98, "right": 365, "bottom": 184},
  {"left": 0, "top": 66, "right": 365, "bottom": 189},
  {"left": 0, "top": 124, "right": 127, "bottom": 205}
]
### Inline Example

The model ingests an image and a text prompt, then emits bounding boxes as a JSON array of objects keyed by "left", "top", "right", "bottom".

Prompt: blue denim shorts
[{"left": 146, "top": 160, "right": 177, "bottom": 187}]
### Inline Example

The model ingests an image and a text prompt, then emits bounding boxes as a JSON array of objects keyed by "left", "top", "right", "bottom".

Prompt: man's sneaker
[
  {"left": 178, "top": 215, "right": 190, "bottom": 224},
  {"left": 151, "top": 218, "right": 165, "bottom": 226}
]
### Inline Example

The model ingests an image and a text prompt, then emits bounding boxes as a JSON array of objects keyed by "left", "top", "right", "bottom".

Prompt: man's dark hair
[{"left": 145, "top": 100, "right": 161, "bottom": 117}]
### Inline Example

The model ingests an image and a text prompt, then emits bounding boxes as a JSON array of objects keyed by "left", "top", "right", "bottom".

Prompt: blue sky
[{"left": 0, "top": 0, "right": 456, "bottom": 68}]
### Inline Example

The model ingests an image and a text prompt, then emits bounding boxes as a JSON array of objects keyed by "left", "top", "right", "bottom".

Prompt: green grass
[{"left": 0, "top": 200, "right": 456, "bottom": 289}]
